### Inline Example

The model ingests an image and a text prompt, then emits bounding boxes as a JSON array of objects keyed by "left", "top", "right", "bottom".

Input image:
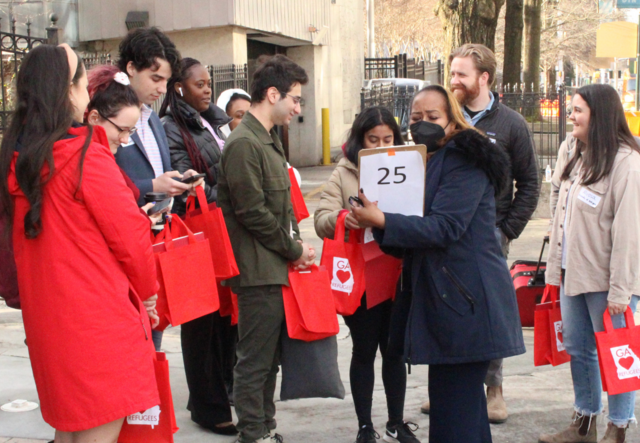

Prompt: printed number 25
[{"left": 378, "top": 166, "right": 407, "bottom": 185}]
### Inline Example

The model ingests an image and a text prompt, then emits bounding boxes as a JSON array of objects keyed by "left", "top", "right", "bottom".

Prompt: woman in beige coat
[
  {"left": 315, "top": 106, "right": 419, "bottom": 443},
  {"left": 539, "top": 84, "right": 640, "bottom": 443}
]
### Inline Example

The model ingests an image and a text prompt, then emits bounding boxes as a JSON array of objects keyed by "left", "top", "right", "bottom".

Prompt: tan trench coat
[{"left": 314, "top": 157, "right": 359, "bottom": 240}]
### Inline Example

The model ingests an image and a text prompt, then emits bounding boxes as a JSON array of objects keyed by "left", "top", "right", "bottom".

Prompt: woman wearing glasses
[
  {"left": 158, "top": 57, "right": 238, "bottom": 436},
  {"left": 86, "top": 64, "right": 165, "bottom": 228}
]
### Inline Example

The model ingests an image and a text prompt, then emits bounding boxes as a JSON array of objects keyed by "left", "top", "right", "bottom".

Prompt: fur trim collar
[{"left": 446, "top": 129, "right": 511, "bottom": 195}]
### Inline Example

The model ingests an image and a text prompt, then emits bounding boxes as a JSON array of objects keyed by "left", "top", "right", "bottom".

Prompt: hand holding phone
[
  {"left": 181, "top": 173, "right": 206, "bottom": 184},
  {"left": 146, "top": 198, "right": 172, "bottom": 216}
]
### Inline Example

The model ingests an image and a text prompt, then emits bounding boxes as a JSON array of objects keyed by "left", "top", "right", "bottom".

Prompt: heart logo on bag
[
  {"left": 331, "top": 257, "right": 355, "bottom": 293},
  {"left": 554, "top": 321, "right": 565, "bottom": 352},
  {"left": 337, "top": 270, "right": 351, "bottom": 283},
  {"left": 620, "top": 357, "right": 635, "bottom": 370},
  {"left": 610, "top": 345, "right": 640, "bottom": 379}
]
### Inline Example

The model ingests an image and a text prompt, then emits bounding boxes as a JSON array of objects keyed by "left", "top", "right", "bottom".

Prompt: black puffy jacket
[
  {"left": 162, "top": 101, "right": 231, "bottom": 214},
  {"left": 474, "top": 93, "right": 540, "bottom": 241}
]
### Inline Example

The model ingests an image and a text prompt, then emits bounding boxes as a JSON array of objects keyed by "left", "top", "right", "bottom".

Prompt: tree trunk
[
  {"left": 523, "top": 0, "right": 541, "bottom": 93},
  {"left": 437, "top": 0, "right": 506, "bottom": 80},
  {"left": 503, "top": 0, "right": 524, "bottom": 90}
]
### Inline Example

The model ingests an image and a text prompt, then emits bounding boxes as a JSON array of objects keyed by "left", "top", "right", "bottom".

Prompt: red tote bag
[
  {"left": 181, "top": 186, "right": 239, "bottom": 281},
  {"left": 595, "top": 308, "right": 640, "bottom": 395},
  {"left": 319, "top": 211, "right": 366, "bottom": 316},
  {"left": 282, "top": 265, "right": 340, "bottom": 342},
  {"left": 534, "top": 285, "right": 570, "bottom": 367},
  {"left": 152, "top": 216, "right": 219, "bottom": 330},
  {"left": 288, "top": 167, "right": 309, "bottom": 224},
  {"left": 118, "top": 352, "right": 179, "bottom": 443},
  {"left": 217, "top": 282, "right": 238, "bottom": 326},
  {"left": 361, "top": 228, "right": 402, "bottom": 309}
]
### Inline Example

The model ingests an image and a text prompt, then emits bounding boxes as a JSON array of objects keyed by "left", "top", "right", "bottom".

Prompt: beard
[{"left": 451, "top": 79, "right": 481, "bottom": 107}]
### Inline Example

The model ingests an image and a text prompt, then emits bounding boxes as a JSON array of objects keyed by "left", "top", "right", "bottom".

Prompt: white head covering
[
  {"left": 216, "top": 88, "right": 251, "bottom": 114},
  {"left": 216, "top": 88, "right": 251, "bottom": 137}
]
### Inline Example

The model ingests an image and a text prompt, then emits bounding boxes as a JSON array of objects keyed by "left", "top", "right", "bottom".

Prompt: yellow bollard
[{"left": 322, "top": 108, "right": 331, "bottom": 165}]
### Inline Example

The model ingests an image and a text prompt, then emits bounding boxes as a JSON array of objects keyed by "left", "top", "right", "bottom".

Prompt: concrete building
[{"left": 75, "top": 0, "right": 365, "bottom": 167}]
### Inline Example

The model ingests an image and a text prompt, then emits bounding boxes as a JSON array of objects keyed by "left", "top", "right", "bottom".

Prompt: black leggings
[{"left": 343, "top": 295, "right": 407, "bottom": 428}]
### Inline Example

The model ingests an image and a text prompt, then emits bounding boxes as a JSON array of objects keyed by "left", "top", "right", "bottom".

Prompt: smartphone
[
  {"left": 180, "top": 173, "right": 206, "bottom": 184},
  {"left": 147, "top": 198, "right": 172, "bottom": 216},
  {"left": 349, "top": 195, "right": 364, "bottom": 207}
]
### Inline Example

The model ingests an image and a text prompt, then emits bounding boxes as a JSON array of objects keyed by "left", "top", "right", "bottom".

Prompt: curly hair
[{"left": 118, "top": 27, "right": 181, "bottom": 77}]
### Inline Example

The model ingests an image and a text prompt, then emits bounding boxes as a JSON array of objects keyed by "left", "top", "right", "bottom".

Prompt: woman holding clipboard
[
  {"left": 351, "top": 85, "right": 524, "bottom": 443},
  {"left": 315, "top": 106, "right": 419, "bottom": 443}
]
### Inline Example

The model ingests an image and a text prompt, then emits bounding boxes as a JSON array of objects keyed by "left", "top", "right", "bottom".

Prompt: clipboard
[{"left": 358, "top": 144, "right": 428, "bottom": 216}]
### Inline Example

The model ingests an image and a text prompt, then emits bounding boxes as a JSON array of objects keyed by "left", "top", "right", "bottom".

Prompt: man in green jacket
[{"left": 217, "top": 54, "right": 315, "bottom": 443}]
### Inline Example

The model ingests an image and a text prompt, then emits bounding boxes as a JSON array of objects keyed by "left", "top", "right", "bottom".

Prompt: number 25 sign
[{"left": 358, "top": 145, "right": 427, "bottom": 216}]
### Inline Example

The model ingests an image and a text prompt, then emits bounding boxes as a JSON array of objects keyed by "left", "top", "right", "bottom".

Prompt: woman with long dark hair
[
  {"left": 159, "top": 57, "right": 237, "bottom": 436},
  {"left": 351, "top": 86, "right": 524, "bottom": 443},
  {"left": 0, "top": 45, "right": 159, "bottom": 442},
  {"left": 538, "top": 84, "right": 640, "bottom": 443},
  {"left": 315, "top": 106, "right": 419, "bottom": 443}
]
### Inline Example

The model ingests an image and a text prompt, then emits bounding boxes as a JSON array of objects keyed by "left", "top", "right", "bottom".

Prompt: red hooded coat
[{"left": 7, "top": 126, "right": 160, "bottom": 431}]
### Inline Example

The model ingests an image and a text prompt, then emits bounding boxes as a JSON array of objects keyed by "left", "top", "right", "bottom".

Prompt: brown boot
[
  {"left": 420, "top": 400, "right": 430, "bottom": 414},
  {"left": 598, "top": 422, "right": 628, "bottom": 443},
  {"left": 486, "top": 385, "right": 508, "bottom": 424},
  {"left": 538, "top": 412, "right": 597, "bottom": 443}
]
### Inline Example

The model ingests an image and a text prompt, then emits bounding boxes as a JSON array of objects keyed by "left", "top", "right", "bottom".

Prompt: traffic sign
[{"left": 618, "top": 0, "right": 640, "bottom": 8}]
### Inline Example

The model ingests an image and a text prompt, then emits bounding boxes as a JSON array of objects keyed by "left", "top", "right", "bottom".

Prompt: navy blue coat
[
  {"left": 374, "top": 129, "right": 525, "bottom": 365},
  {"left": 115, "top": 109, "right": 172, "bottom": 206}
]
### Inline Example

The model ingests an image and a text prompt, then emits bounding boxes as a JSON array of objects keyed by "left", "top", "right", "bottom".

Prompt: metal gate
[{"left": 0, "top": 19, "right": 47, "bottom": 131}]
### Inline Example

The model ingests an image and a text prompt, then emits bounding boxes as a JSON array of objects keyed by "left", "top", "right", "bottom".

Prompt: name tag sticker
[
  {"left": 577, "top": 188, "right": 601, "bottom": 208},
  {"left": 121, "top": 140, "right": 135, "bottom": 147}
]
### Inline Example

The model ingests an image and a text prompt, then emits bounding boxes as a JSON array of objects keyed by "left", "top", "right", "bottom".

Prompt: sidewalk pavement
[{"left": 1, "top": 164, "right": 638, "bottom": 443}]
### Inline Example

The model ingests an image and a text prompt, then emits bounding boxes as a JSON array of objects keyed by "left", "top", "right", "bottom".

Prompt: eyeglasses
[
  {"left": 99, "top": 113, "right": 137, "bottom": 136},
  {"left": 286, "top": 93, "right": 303, "bottom": 105}
]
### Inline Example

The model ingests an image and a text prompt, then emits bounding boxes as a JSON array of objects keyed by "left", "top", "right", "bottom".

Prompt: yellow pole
[{"left": 322, "top": 108, "right": 331, "bottom": 165}]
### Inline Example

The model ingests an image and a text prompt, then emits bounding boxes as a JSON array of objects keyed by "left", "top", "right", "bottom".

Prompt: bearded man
[{"left": 420, "top": 43, "right": 540, "bottom": 424}]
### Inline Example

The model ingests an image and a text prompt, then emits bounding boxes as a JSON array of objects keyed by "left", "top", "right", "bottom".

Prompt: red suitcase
[{"left": 510, "top": 236, "right": 548, "bottom": 327}]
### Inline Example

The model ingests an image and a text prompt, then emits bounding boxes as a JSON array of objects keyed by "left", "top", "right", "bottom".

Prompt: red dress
[{"left": 7, "top": 126, "right": 160, "bottom": 431}]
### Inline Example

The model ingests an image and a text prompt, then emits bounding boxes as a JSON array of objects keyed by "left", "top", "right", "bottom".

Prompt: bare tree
[
  {"left": 503, "top": 0, "right": 524, "bottom": 88},
  {"left": 523, "top": 0, "right": 541, "bottom": 92},
  {"left": 436, "top": 0, "right": 506, "bottom": 78},
  {"left": 371, "top": 0, "right": 444, "bottom": 59}
]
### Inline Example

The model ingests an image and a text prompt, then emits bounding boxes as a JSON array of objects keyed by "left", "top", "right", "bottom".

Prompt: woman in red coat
[{"left": 0, "top": 45, "right": 160, "bottom": 441}]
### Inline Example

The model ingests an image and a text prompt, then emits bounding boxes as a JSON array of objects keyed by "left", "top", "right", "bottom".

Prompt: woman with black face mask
[
  {"left": 351, "top": 86, "right": 525, "bottom": 443},
  {"left": 315, "top": 106, "right": 421, "bottom": 443}
]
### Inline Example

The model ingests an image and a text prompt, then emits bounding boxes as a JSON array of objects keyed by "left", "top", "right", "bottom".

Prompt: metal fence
[
  {"left": 0, "top": 19, "right": 46, "bottom": 131},
  {"left": 210, "top": 64, "right": 250, "bottom": 102},
  {"left": 499, "top": 83, "right": 567, "bottom": 171},
  {"left": 360, "top": 84, "right": 419, "bottom": 136},
  {"left": 365, "top": 54, "right": 443, "bottom": 85},
  {"left": 360, "top": 82, "right": 568, "bottom": 171},
  {"left": 81, "top": 52, "right": 113, "bottom": 71}
]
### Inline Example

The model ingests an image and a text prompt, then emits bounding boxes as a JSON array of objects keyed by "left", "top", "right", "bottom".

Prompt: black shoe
[
  {"left": 383, "top": 421, "right": 420, "bottom": 443},
  {"left": 356, "top": 425, "right": 380, "bottom": 443},
  {"left": 210, "top": 422, "right": 238, "bottom": 435}
]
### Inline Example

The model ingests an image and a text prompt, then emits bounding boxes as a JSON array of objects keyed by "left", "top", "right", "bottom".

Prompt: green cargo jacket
[{"left": 217, "top": 111, "right": 303, "bottom": 288}]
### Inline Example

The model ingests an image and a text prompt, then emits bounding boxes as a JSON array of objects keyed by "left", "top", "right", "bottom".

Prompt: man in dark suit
[{"left": 115, "top": 27, "right": 201, "bottom": 350}]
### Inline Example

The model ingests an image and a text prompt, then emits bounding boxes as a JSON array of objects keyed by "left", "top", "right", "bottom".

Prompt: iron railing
[
  {"left": 209, "top": 64, "right": 250, "bottom": 102},
  {"left": 360, "top": 82, "right": 568, "bottom": 170},
  {"left": 0, "top": 19, "right": 46, "bottom": 131},
  {"left": 499, "top": 83, "right": 567, "bottom": 171},
  {"left": 365, "top": 54, "right": 443, "bottom": 85}
]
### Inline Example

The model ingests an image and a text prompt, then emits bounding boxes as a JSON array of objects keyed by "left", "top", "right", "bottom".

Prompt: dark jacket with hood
[
  {"left": 374, "top": 129, "right": 525, "bottom": 365},
  {"left": 475, "top": 92, "right": 539, "bottom": 241},
  {"left": 162, "top": 101, "right": 231, "bottom": 214}
]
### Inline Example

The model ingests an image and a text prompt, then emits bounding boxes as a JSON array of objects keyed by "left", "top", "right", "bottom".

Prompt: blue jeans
[{"left": 560, "top": 283, "right": 639, "bottom": 426}]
